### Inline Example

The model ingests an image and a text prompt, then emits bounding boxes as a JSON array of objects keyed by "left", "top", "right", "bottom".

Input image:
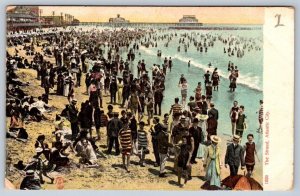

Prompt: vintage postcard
[{"left": 5, "top": 6, "right": 294, "bottom": 190}]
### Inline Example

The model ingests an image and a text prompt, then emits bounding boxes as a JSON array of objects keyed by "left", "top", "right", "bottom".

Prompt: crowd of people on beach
[{"left": 6, "top": 26, "right": 263, "bottom": 190}]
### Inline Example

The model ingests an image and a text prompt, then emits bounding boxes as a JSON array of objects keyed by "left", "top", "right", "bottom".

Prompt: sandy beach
[{"left": 5, "top": 41, "right": 262, "bottom": 190}]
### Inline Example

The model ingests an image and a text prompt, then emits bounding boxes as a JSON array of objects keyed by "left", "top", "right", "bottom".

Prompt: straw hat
[
  {"left": 194, "top": 106, "right": 201, "bottom": 111},
  {"left": 25, "top": 170, "right": 35, "bottom": 176},
  {"left": 210, "top": 135, "right": 221, "bottom": 143},
  {"left": 196, "top": 114, "right": 208, "bottom": 121},
  {"left": 35, "top": 147, "right": 43, "bottom": 153},
  {"left": 233, "top": 134, "right": 240, "bottom": 142}
]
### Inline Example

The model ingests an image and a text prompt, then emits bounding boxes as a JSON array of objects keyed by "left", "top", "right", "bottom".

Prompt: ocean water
[{"left": 81, "top": 25, "right": 264, "bottom": 156}]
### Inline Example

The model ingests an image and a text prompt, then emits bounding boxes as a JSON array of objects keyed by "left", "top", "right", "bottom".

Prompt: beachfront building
[
  {"left": 81, "top": 14, "right": 203, "bottom": 29},
  {"left": 42, "top": 16, "right": 63, "bottom": 26},
  {"left": 109, "top": 14, "right": 130, "bottom": 23},
  {"left": 179, "top": 15, "right": 199, "bottom": 23},
  {"left": 42, "top": 15, "right": 80, "bottom": 27},
  {"left": 72, "top": 19, "right": 80, "bottom": 26},
  {"left": 7, "top": 6, "right": 80, "bottom": 33},
  {"left": 6, "top": 6, "right": 40, "bottom": 32},
  {"left": 169, "top": 15, "right": 202, "bottom": 29}
]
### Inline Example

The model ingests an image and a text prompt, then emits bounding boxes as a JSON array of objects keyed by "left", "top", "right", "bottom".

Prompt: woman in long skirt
[
  {"left": 117, "top": 78, "right": 123, "bottom": 105},
  {"left": 196, "top": 114, "right": 208, "bottom": 159},
  {"left": 63, "top": 78, "right": 70, "bottom": 97},
  {"left": 203, "top": 135, "right": 221, "bottom": 188}
]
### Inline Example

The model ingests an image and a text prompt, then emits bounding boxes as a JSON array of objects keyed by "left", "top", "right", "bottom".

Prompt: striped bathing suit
[
  {"left": 137, "top": 130, "right": 148, "bottom": 149},
  {"left": 171, "top": 104, "right": 182, "bottom": 115},
  {"left": 119, "top": 128, "right": 132, "bottom": 155},
  {"left": 259, "top": 105, "right": 263, "bottom": 123},
  {"left": 259, "top": 105, "right": 263, "bottom": 120}
]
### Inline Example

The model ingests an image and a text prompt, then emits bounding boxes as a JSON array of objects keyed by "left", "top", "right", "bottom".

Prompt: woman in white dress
[
  {"left": 63, "top": 76, "right": 70, "bottom": 97},
  {"left": 197, "top": 114, "right": 208, "bottom": 159},
  {"left": 75, "top": 139, "right": 97, "bottom": 166}
]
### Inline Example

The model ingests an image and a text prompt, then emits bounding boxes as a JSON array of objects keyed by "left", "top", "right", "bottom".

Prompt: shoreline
[{"left": 5, "top": 31, "right": 263, "bottom": 190}]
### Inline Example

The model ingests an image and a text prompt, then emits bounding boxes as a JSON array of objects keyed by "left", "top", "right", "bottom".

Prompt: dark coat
[
  {"left": 225, "top": 143, "right": 245, "bottom": 167},
  {"left": 107, "top": 118, "right": 123, "bottom": 137},
  {"left": 188, "top": 126, "right": 203, "bottom": 143},
  {"left": 151, "top": 123, "right": 163, "bottom": 141},
  {"left": 177, "top": 144, "right": 190, "bottom": 169},
  {"left": 207, "top": 117, "right": 218, "bottom": 135},
  {"left": 94, "top": 107, "right": 101, "bottom": 129},
  {"left": 129, "top": 118, "right": 138, "bottom": 140},
  {"left": 157, "top": 130, "right": 172, "bottom": 154},
  {"left": 110, "top": 81, "right": 118, "bottom": 93},
  {"left": 67, "top": 104, "right": 78, "bottom": 123},
  {"left": 208, "top": 108, "right": 219, "bottom": 120},
  {"left": 20, "top": 176, "right": 41, "bottom": 190}
]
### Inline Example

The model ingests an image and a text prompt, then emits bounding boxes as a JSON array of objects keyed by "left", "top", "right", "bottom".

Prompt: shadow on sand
[
  {"left": 148, "top": 168, "right": 160, "bottom": 176},
  {"left": 168, "top": 180, "right": 179, "bottom": 187}
]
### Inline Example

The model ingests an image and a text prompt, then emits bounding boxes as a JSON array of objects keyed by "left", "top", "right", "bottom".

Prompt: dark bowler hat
[{"left": 192, "top": 118, "right": 199, "bottom": 123}]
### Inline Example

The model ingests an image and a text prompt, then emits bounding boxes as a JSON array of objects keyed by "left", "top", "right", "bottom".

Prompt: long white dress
[
  {"left": 63, "top": 79, "right": 70, "bottom": 97},
  {"left": 197, "top": 119, "right": 208, "bottom": 158}
]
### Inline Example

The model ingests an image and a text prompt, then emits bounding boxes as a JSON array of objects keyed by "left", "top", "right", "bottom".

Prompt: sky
[{"left": 7, "top": 6, "right": 264, "bottom": 24}]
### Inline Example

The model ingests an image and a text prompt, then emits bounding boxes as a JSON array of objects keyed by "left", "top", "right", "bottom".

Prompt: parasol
[{"left": 222, "top": 175, "right": 263, "bottom": 190}]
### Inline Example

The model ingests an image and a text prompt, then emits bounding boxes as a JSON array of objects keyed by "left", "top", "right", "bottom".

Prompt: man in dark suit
[
  {"left": 110, "top": 77, "right": 118, "bottom": 104},
  {"left": 150, "top": 117, "right": 163, "bottom": 167},
  {"left": 208, "top": 102, "right": 219, "bottom": 120},
  {"left": 67, "top": 99, "right": 79, "bottom": 140},
  {"left": 189, "top": 118, "right": 203, "bottom": 164},
  {"left": 225, "top": 135, "right": 245, "bottom": 176}
]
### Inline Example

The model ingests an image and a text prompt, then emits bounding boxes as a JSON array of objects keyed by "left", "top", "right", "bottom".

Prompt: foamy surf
[
  {"left": 173, "top": 54, "right": 262, "bottom": 92},
  {"left": 140, "top": 46, "right": 159, "bottom": 56},
  {"left": 140, "top": 45, "right": 262, "bottom": 92}
]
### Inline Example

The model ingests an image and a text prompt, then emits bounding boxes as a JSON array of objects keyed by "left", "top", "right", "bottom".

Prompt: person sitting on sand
[
  {"left": 7, "top": 110, "right": 28, "bottom": 142},
  {"left": 75, "top": 138, "right": 98, "bottom": 167},
  {"left": 9, "top": 110, "right": 24, "bottom": 132},
  {"left": 53, "top": 115, "right": 73, "bottom": 150},
  {"left": 30, "top": 96, "right": 51, "bottom": 114},
  {"left": 20, "top": 170, "right": 41, "bottom": 190},
  {"left": 31, "top": 148, "right": 55, "bottom": 184},
  {"left": 50, "top": 141, "right": 69, "bottom": 168}
]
